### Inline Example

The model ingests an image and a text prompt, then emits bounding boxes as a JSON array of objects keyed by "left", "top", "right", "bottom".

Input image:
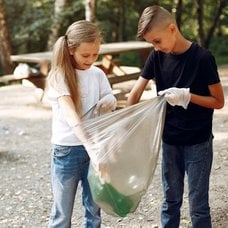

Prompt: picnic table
[
  {"left": 8, "top": 41, "right": 153, "bottom": 100},
  {"left": 10, "top": 41, "right": 153, "bottom": 77}
]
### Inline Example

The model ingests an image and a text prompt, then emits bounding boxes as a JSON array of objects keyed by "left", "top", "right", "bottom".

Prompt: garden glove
[
  {"left": 158, "top": 87, "right": 191, "bottom": 109},
  {"left": 94, "top": 94, "right": 117, "bottom": 115}
]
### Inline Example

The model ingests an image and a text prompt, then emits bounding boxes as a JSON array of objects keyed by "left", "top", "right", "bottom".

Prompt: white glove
[
  {"left": 158, "top": 87, "right": 191, "bottom": 109},
  {"left": 94, "top": 94, "right": 116, "bottom": 115}
]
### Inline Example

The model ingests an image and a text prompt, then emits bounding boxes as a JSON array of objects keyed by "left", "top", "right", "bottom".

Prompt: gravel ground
[{"left": 0, "top": 66, "right": 227, "bottom": 228}]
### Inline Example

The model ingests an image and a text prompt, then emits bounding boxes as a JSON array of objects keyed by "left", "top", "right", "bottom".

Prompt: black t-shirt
[{"left": 141, "top": 42, "right": 220, "bottom": 145}]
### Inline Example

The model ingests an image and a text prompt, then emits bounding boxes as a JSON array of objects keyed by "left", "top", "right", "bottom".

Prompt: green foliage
[
  {"left": 56, "top": 1, "right": 85, "bottom": 35},
  {"left": 179, "top": 1, "right": 197, "bottom": 40},
  {"left": 96, "top": 0, "right": 159, "bottom": 42},
  {"left": 5, "top": 0, "right": 85, "bottom": 54},
  {"left": 3, "top": 0, "right": 228, "bottom": 66},
  {"left": 119, "top": 53, "right": 141, "bottom": 67},
  {"left": 5, "top": 0, "right": 54, "bottom": 53},
  {"left": 210, "top": 36, "right": 228, "bottom": 65}
]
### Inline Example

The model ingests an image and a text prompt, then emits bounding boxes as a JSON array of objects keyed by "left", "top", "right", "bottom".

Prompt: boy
[{"left": 127, "top": 5, "right": 224, "bottom": 228}]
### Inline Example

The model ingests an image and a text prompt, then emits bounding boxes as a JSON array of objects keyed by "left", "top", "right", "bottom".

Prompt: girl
[{"left": 47, "top": 20, "right": 116, "bottom": 228}]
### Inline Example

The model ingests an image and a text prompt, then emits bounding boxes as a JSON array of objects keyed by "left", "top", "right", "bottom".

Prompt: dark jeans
[{"left": 161, "top": 136, "right": 213, "bottom": 228}]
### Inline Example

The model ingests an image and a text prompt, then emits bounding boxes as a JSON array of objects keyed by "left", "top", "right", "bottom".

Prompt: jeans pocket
[{"left": 52, "top": 145, "right": 71, "bottom": 158}]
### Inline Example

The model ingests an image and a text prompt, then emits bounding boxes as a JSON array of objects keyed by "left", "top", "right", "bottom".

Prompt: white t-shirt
[{"left": 48, "top": 66, "right": 113, "bottom": 146}]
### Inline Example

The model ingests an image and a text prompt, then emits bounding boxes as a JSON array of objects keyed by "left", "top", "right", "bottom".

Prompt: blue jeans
[
  {"left": 48, "top": 145, "right": 101, "bottom": 228},
  {"left": 161, "top": 136, "right": 213, "bottom": 228}
]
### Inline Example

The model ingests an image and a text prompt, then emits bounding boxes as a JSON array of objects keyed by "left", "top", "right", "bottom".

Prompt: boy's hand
[
  {"left": 158, "top": 87, "right": 191, "bottom": 109},
  {"left": 94, "top": 94, "right": 116, "bottom": 115}
]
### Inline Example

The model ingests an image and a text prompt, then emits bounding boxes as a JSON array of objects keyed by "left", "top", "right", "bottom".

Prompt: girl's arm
[
  {"left": 190, "top": 82, "right": 224, "bottom": 109},
  {"left": 58, "top": 95, "right": 81, "bottom": 127},
  {"left": 58, "top": 95, "right": 88, "bottom": 143}
]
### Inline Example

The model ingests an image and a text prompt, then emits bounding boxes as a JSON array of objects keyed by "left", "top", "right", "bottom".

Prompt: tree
[
  {"left": 47, "top": 0, "right": 71, "bottom": 50},
  {"left": 85, "top": 0, "right": 96, "bottom": 22},
  {"left": 196, "top": 0, "right": 227, "bottom": 48},
  {"left": 96, "top": 0, "right": 141, "bottom": 42},
  {"left": 172, "top": 0, "right": 183, "bottom": 30},
  {"left": 0, "top": 0, "right": 13, "bottom": 74},
  {"left": 1, "top": 0, "right": 227, "bottom": 63}
]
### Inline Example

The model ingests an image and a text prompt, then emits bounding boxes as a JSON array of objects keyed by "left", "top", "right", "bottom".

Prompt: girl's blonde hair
[
  {"left": 137, "top": 5, "right": 176, "bottom": 40},
  {"left": 48, "top": 20, "right": 101, "bottom": 115}
]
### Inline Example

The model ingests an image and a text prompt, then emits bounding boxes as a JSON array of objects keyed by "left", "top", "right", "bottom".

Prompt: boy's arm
[
  {"left": 159, "top": 82, "right": 224, "bottom": 110},
  {"left": 190, "top": 82, "right": 224, "bottom": 109},
  {"left": 126, "top": 76, "right": 149, "bottom": 106}
]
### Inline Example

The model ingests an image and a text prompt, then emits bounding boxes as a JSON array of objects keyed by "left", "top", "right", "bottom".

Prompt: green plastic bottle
[{"left": 89, "top": 173, "right": 136, "bottom": 217}]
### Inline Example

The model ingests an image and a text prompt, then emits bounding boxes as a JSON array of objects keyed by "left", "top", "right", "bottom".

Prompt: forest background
[{"left": 0, "top": 0, "right": 227, "bottom": 76}]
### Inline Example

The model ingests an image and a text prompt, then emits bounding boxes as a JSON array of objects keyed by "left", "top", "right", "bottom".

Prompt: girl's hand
[
  {"left": 94, "top": 94, "right": 117, "bottom": 115},
  {"left": 72, "top": 124, "right": 89, "bottom": 143}
]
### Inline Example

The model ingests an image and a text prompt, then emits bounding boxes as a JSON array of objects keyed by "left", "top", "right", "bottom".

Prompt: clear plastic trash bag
[{"left": 82, "top": 96, "right": 167, "bottom": 217}]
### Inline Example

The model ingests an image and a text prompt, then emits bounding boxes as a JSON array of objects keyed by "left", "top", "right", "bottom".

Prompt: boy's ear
[{"left": 168, "top": 23, "right": 177, "bottom": 33}]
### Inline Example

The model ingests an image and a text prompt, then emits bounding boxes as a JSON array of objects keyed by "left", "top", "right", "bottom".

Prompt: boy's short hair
[{"left": 137, "top": 5, "right": 176, "bottom": 40}]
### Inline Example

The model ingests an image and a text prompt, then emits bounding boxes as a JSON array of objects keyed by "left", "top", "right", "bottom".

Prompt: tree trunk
[
  {"left": 114, "top": 0, "right": 127, "bottom": 42},
  {"left": 196, "top": 0, "right": 226, "bottom": 48},
  {"left": 121, "top": 0, "right": 127, "bottom": 41},
  {"left": 0, "top": 0, "right": 14, "bottom": 74},
  {"left": 47, "top": 0, "right": 70, "bottom": 50},
  {"left": 172, "top": 0, "right": 183, "bottom": 30},
  {"left": 196, "top": 0, "right": 205, "bottom": 46},
  {"left": 117, "top": 4, "right": 124, "bottom": 41},
  {"left": 85, "top": 0, "right": 96, "bottom": 22},
  {"left": 204, "top": 0, "right": 227, "bottom": 48}
]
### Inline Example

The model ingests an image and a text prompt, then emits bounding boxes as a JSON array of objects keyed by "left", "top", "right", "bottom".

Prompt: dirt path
[{"left": 0, "top": 66, "right": 227, "bottom": 227}]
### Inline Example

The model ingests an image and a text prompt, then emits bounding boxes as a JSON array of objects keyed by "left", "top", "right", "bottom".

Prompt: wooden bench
[
  {"left": 0, "top": 73, "right": 46, "bottom": 101},
  {"left": 0, "top": 74, "right": 23, "bottom": 85},
  {"left": 108, "top": 71, "right": 140, "bottom": 85},
  {"left": 0, "top": 73, "right": 46, "bottom": 88},
  {"left": 95, "top": 55, "right": 141, "bottom": 86}
]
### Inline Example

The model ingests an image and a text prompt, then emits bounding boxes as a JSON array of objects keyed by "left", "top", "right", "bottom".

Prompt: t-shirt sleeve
[
  {"left": 47, "top": 73, "right": 70, "bottom": 101},
  {"left": 141, "top": 51, "right": 156, "bottom": 80},
  {"left": 98, "top": 68, "right": 113, "bottom": 97},
  {"left": 201, "top": 51, "right": 220, "bottom": 85}
]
